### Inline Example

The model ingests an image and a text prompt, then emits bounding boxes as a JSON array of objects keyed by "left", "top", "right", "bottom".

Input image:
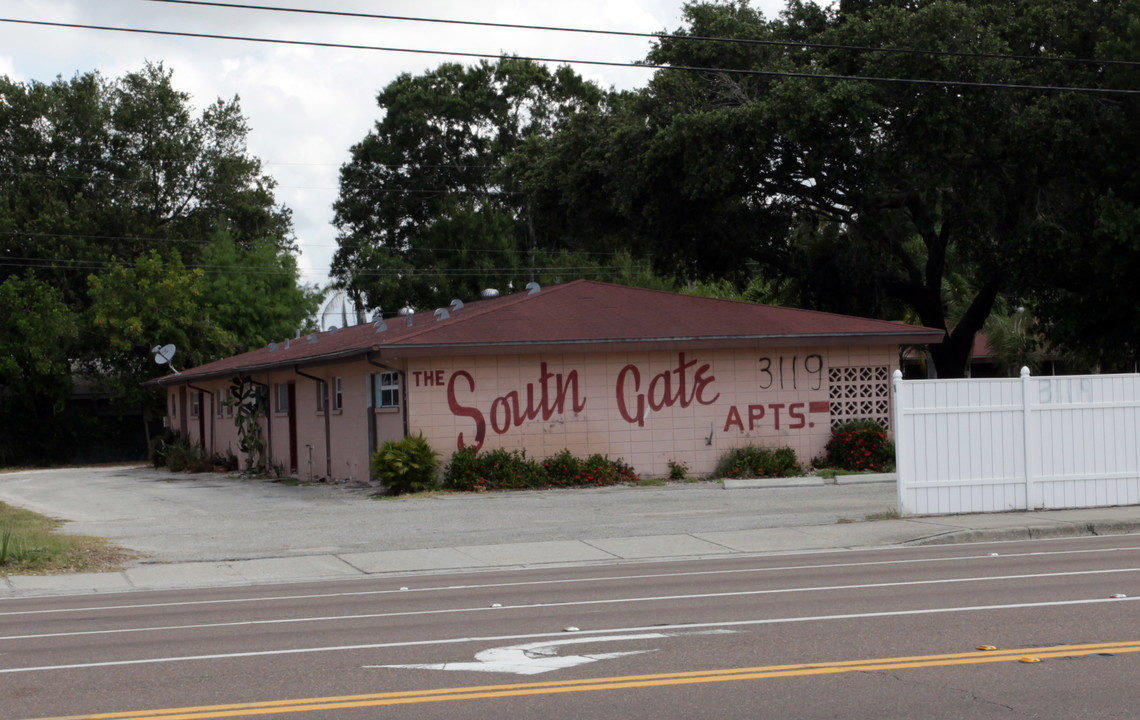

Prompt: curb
[
  {"left": 722, "top": 473, "right": 895, "bottom": 489},
  {"left": 906, "top": 520, "right": 1140, "bottom": 546},
  {"left": 722, "top": 477, "right": 827, "bottom": 489}
]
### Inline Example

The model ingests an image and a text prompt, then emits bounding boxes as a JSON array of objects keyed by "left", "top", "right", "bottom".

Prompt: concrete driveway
[{"left": 0, "top": 465, "right": 897, "bottom": 564}]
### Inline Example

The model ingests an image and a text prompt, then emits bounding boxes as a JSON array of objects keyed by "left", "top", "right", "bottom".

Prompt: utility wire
[
  {"left": 2, "top": 17, "right": 1137, "bottom": 95},
  {"left": 1, "top": 171, "right": 515, "bottom": 196},
  {"left": 0, "top": 255, "right": 637, "bottom": 278},
  {"left": 143, "top": 0, "right": 1140, "bottom": 69},
  {"left": 1, "top": 230, "right": 635, "bottom": 256}
]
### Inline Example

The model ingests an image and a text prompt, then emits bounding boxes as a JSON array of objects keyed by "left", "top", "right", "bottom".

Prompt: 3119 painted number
[{"left": 758, "top": 354, "right": 823, "bottom": 391}]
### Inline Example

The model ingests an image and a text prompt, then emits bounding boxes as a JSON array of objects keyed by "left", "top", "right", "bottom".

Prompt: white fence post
[
  {"left": 1020, "top": 366, "right": 1035, "bottom": 510},
  {"left": 892, "top": 369, "right": 907, "bottom": 516}
]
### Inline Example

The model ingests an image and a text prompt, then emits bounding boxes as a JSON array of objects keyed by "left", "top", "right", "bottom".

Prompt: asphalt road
[{"left": 4, "top": 534, "right": 1139, "bottom": 719}]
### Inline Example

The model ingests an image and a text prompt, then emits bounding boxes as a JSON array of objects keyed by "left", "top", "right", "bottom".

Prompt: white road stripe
[
  {"left": 1, "top": 596, "right": 1136, "bottom": 674},
  {"left": 2, "top": 541, "right": 1137, "bottom": 618},
  {"left": 2, "top": 567, "right": 1138, "bottom": 641}
]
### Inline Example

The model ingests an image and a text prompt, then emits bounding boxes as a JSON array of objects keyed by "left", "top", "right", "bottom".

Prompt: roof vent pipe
[{"left": 481, "top": 288, "right": 500, "bottom": 299}]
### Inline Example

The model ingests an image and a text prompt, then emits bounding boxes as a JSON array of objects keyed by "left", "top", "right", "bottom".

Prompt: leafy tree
[
  {"left": 198, "top": 233, "right": 321, "bottom": 351},
  {"left": 525, "top": 0, "right": 1140, "bottom": 377},
  {"left": 0, "top": 63, "right": 294, "bottom": 303},
  {"left": 86, "top": 251, "right": 230, "bottom": 410},
  {"left": 331, "top": 57, "right": 626, "bottom": 314},
  {"left": 0, "top": 63, "right": 314, "bottom": 463},
  {"left": 0, "top": 275, "right": 78, "bottom": 465},
  {"left": 1027, "top": 8, "right": 1140, "bottom": 374}
]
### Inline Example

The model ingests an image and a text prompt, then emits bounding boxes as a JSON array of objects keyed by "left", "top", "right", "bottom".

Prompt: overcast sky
[{"left": 1, "top": 0, "right": 789, "bottom": 287}]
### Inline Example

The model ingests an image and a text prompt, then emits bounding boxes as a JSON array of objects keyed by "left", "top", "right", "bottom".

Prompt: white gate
[{"left": 893, "top": 369, "right": 1140, "bottom": 516}]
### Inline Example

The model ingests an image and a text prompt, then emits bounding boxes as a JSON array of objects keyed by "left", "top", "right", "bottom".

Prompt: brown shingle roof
[{"left": 150, "top": 280, "right": 944, "bottom": 386}]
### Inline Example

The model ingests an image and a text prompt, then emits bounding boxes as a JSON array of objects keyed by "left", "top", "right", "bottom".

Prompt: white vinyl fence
[{"left": 893, "top": 369, "right": 1140, "bottom": 516}]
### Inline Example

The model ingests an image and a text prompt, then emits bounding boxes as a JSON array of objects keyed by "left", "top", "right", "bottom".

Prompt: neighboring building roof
[{"left": 148, "top": 279, "right": 945, "bottom": 387}]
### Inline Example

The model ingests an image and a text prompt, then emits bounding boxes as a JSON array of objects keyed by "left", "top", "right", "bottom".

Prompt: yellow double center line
[{"left": 37, "top": 640, "right": 1140, "bottom": 720}]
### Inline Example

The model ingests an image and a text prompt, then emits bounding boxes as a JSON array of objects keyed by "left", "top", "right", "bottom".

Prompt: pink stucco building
[{"left": 150, "top": 280, "right": 942, "bottom": 479}]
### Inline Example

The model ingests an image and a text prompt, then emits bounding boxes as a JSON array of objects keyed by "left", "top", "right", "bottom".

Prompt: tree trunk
[{"left": 925, "top": 277, "right": 1003, "bottom": 379}]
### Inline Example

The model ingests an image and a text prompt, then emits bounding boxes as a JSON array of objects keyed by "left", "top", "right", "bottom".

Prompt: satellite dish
[
  {"left": 152, "top": 344, "right": 179, "bottom": 375},
  {"left": 307, "top": 334, "right": 318, "bottom": 344},
  {"left": 374, "top": 318, "right": 388, "bottom": 333},
  {"left": 268, "top": 342, "right": 279, "bottom": 351}
]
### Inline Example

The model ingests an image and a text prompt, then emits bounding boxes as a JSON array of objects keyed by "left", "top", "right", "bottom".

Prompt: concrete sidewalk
[{"left": 2, "top": 466, "right": 1139, "bottom": 597}]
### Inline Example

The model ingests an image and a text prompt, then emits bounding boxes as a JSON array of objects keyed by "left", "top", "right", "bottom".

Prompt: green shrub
[
  {"left": 667, "top": 459, "right": 689, "bottom": 481},
  {"left": 443, "top": 447, "right": 485, "bottom": 491},
  {"left": 820, "top": 419, "right": 895, "bottom": 472},
  {"left": 542, "top": 449, "right": 582, "bottom": 487},
  {"left": 444, "top": 448, "right": 639, "bottom": 491},
  {"left": 165, "top": 435, "right": 203, "bottom": 473},
  {"left": 714, "top": 445, "right": 802, "bottom": 479},
  {"left": 485, "top": 448, "right": 547, "bottom": 489},
  {"left": 148, "top": 429, "right": 184, "bottom": 468},
  {"left": 444, "top": 448, "right": 544, "bottom": 491},
  {"left": 578, "top": 453, "right": 639, "bottom": 486},
  {"left": 371, "top": 434, "right": 441, "bottom": 495}
]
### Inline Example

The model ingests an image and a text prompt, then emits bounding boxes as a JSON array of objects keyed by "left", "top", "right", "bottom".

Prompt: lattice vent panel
[{"left": 827, "top": 366, "right": 891, "bottom": 430}]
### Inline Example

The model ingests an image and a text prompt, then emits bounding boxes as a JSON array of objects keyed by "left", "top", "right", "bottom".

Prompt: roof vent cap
[{"left": 481, "top": 288, "right": 500, "bottom": 299}]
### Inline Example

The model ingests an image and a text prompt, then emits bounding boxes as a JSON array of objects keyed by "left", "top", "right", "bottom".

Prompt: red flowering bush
[
  {"left": 820, "top": 419, "right": 894, "bottom": 472},
  {"left": 713, "top": 445, "right": 802, "bottom": 479},
  {"left": 444, "top": 448, "right": 639, "bottom": 491}
]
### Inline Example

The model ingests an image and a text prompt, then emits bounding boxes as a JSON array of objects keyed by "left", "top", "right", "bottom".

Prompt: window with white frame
[
  {"left": 275, "top": 383, "right": 290, "bottom": 413},
  {"left": 333, "top": 377, "right": 343, "bottom": 412},
  {"left": 374, "top": 372, "right": 400, "bottom": 409},
  {"left": 190, "top": 391, "right": 200, "bottom": 418},
  {"left": 316, "top": 380, "right": 328, "bottom": 413}
]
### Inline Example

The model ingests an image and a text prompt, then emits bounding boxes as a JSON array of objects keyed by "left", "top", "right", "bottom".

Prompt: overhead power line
[
  {"left": 1, "top": 17, "right": 1137, "bottom": 95},
  {"left": 144, "top": 0, "right": 1140, "bottom": 69},
  {"left": 1, "top": 230, "right": 635, "bottom": 257},
  {"left": 0, "top": 254, "right": 642, "bottom": 280}
]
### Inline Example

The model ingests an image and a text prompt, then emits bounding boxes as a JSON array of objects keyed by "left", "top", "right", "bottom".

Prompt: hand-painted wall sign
[
  {"left": 440, "top": 352, "right": 831, "bottom": 451},
  {"left": 615, "top": 352, "right": 719, "bottom": 427},
  {"left": 447, "top": 362, "right": 586, "bottom": 450}
]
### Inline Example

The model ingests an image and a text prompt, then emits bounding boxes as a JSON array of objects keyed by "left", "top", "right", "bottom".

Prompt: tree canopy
[
  {"left": 520, "top": 0, "right": 1140, "bottom": 377},
  {"left": 0, "top": 63, "right": 319, "bottom": 464},
  {"left": 330, "top": 57, "right": 669, "bottom": 315},
  {"left": 331, "top": 1, "right": 1140, "bottom": 378}
]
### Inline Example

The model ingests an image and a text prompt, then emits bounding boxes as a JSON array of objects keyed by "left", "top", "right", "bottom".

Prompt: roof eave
[
  {"left": 146, "top": 346, "right": 379, "bottom": 387},
  {"left": 372, "top": 331, "right": 946, "bottom": 356},
  {"left": 147, "top": 330, "right": 945, "bottom": 386}
]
